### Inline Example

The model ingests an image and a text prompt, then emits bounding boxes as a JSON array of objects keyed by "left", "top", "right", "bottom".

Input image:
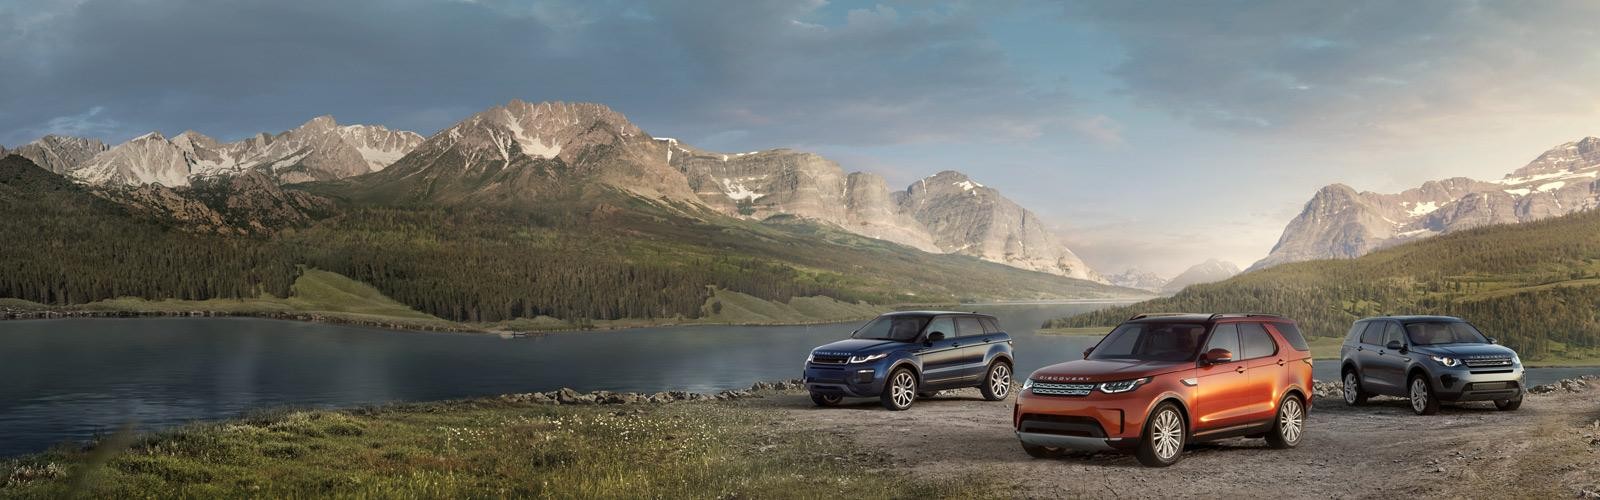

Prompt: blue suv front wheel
[{"left": 881, "top": 368, "right": 918, "bottom": 411}]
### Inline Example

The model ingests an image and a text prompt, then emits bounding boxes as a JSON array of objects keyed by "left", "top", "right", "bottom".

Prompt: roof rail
[
  {"left": 1129, "top": 312, "right": 1192, "bottom": 321},
  {"left": 1208, "top": 313, "right": 1285, "bottom": 320}
]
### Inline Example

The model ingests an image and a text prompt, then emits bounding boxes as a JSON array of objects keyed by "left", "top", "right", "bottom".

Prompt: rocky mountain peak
[
  {"left": 298, "top": 115, "right": 340, "bottom": 132},
  {"left": 1511, "top": 136, "right": 1600, "bottom": 176},
  {"left": 1256, "top": 136, "right": 1600, "bottom": 271},
  {"left": 6, "top": 135, "right": 108, "bottom": 175}
]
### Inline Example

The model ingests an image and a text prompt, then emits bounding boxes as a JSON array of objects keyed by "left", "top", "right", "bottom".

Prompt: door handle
[
  {"left": 984, "top": 337, "right": 993, "bottom": 343},
  {"left": 1277, "top": 359, "right": 1285, "bottom": 366},
  {"left": 952, "top": 343, "right": 961, "bottom": 347},
  {"left": 1234, "top": 366, "right": 1246, "bottom": 374},
  {"left": 1357, "top": 346, "right": 1364, "bottom": 352}
]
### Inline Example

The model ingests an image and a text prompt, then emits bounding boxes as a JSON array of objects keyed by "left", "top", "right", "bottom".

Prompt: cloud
[
  {"left": 1066, "top": 0, "right": 1600, "bottom": 140},
  {"left": 30, "top": 106, "right": 122, "bottom": 139},
  {"left": 0, "top": 0, "right": 1081, "bottom": 149}
]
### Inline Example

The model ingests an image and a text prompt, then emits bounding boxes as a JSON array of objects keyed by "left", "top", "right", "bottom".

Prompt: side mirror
[
  {"left": 1202, "top": 348, "right": 1233, "bottom": 365},
  {"left": 1488, "top": 337, "right": 1499, "bottom": 345},
  {"left": 1386, "top": 340, "right": 1405, "bottom": 351},
  {"left": 926, "top": 331, "right": 946, "bottom": 343},
  {"left": 1082, "top": 347, "right": 1093, "bottom": 359}
]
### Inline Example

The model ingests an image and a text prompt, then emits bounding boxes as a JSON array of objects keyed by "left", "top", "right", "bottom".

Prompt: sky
[{"left": 3, "top": 0, "right": 1598, "bottom": 276}]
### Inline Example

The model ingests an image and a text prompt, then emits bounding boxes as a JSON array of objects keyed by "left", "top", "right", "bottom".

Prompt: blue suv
[{"left": 803, "top": 311, "right": 1015, "bottom": 410}]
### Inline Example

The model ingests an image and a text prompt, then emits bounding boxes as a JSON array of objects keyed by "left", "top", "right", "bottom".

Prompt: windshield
[
  {"left": 1088, "top": 322, "right": 1207, "bottom": 362},
  {"left": 1404, "top": 322, "right": 1489, "bottom": 345},
  {"left": 851, "top": 315, "right": 931, "bottom": 342}
]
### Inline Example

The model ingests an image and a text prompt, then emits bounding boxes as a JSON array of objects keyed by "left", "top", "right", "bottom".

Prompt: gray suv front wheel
[{"left": 1409, "top": 375, "right": 1440, "bottom": 415}]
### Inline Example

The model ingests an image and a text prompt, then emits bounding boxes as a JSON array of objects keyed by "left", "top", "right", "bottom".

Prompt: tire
[
  {"left": 1342, "top": 369, "right": 1368, "bottom": 406},
  {"left": 980, "top": 361, "right": 1012, "bottom": 401},
  {"left": 880, "top": 368, "right": 917, "bottom": 411},
  {"left": 1266, "top": 394, "right": 1305, "bottom": 449},
  {"left": 1021, "top": 442, "right": 1061, "bottom": 459},
  {"left": 809, "top": 392, "right": 842, "bottom": 407},
  {"left": 1408, "top": 374, "right": 1440, "bottom": 415},
  {"left": 1494, "top": 398, "right": 1522, "bottom": 411},
  {"left": 1136, "top": 402, "right": 1186, "bottom": 467}
]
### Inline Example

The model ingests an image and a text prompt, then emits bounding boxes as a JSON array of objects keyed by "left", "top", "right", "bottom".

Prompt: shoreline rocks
[{"left": 497, "top": 379, "right": 807, "bottom": 406}]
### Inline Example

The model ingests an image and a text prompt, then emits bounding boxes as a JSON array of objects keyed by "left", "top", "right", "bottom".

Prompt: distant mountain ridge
[
  {"left": 1161, "top": 259, "right": 1240, "bottom": 293},
  {"left": 1106, "top": 267, "right": 1168, "bottom": 292},
  {"left": 9, "top": 117, "right": 422, "bottom": 187},
  {"left": 1253, "top": 137, "right": 1600, "bottom": 270}
]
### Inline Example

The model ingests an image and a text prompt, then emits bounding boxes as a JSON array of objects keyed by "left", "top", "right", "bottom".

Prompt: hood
[
  {"left": 810, "top": 338, "right": 903, "bottom": 356},
  {"left": 1412, "top": 343, "right": 1516, "bottom": 359},
  {"left": 1027, "top": 359, "right": 1192, "bottom": 383}
]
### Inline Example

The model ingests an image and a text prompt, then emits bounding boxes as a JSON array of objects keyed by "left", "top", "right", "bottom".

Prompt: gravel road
[{"left": 749, "top": 386, "right": 1600, "bottom": 499}]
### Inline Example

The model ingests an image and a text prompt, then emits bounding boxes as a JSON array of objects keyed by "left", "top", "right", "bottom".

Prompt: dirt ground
[{"left": 747, "top": 387, "right": 1600, "bottom": 499}]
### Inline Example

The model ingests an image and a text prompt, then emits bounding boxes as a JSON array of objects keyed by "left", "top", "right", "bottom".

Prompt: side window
[
  {"left": 1382, "top": 322, "right": 1406, "bottom": 347},
  {"left": 1240, "top": 323, "right": 1278, "bottom": 360},
  {"left": 1363, "top": 322, "right": 1388, "bottom": 346},
  {"left": 955, "top": 316, "right": 984, "bottom": 338},
  {"left": 1272, "top": 323, "right": 1311, "bottom": 351},
  {"left": 1346, "top": 321, "right": 1368, "bottom": 343},
  {"left": 1205, "top": 323, "right": 1241, "bottom": 356},
  {"left": 980, "top": 317, "right": 1002, "bottom": 334},
  {"left": 924, "top": 317, "right": 955, "bottom": 339}
]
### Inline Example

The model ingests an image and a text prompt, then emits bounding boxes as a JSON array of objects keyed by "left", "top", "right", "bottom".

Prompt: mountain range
[
  {"left": 6, "top": 99, "right": 1104, "bottom": 282},
  {"left": 1105, "top": 259, "right": 1241, "bottom": 293},
  {"left": 1253, "top": 137, "right": 1600, "bottom": 271},
  {"left": 1, "top": 99, "right": 1148, "bottom": 328}
]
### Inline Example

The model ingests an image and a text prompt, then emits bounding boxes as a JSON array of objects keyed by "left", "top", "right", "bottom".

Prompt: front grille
[
  {"left": 1462, "top": 357, "right": 1513, "bottom": 368},
  {"left": 810, "top": 355, "right": 849, "bottom": 365},
  {"left": 1032, "top": 382, "right": 1096, "bottom": 397}
]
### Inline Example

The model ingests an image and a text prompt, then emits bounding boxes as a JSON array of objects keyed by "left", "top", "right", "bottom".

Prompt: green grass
[
  {"left": 71, "top": 267, "right": 461, "bottom": 331},
  {"left": 0, "top": 399, "right": 994, "bottom": 499},
  {"left": 1306, "top": 336, "right": 1344, "bottom": 360}
]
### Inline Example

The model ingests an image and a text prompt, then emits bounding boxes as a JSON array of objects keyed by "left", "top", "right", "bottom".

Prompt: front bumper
[
  {"left": 803, "top": 362, "right": 887, "bottom": 397},
  {"left": 1431, "top": 364, "right": 1525, "bottom": 402},
  {"left": 1012, "top": 389, "right": 1148, "bottom": 450}
]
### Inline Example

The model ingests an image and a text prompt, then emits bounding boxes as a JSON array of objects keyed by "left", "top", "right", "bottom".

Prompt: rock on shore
[{"left": 498, "top": 379, "right": 807, "bottom": 406}]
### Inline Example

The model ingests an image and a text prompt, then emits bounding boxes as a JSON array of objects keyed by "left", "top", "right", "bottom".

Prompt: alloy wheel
[
  {"left": 989, "top": 364, "right": 1011, "bottom": 399},
  {"left": 1343, "top": 373, "right": 1358, "bottom": 405},
  {"left": 1278, "top": 398, "right": 1303, "bottom": 444},
  {"left": 1410, "top": 378, "right": 1428, "bottom": 413},
  {"left": 1151, "top": 408, "right": 1183, "bottom": 460},
  {"left": 891, "top": 371, "right": 916, "bottom": 408}
]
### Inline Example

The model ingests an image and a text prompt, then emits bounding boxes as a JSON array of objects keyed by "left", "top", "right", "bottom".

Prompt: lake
[{"left": 2, "top": 303, "right": 1595, "bottom": 456}]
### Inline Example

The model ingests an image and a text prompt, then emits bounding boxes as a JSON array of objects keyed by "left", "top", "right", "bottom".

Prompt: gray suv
[{"left": 1339, "top": 316, "right": 1524, "bottom": 414}]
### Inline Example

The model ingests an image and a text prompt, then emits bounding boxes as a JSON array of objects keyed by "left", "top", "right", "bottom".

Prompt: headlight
[
  {"left": 1511, "top": 353, "right": 1520, "bottom": 365},
  {"left": 806, "top": 353, "right": 815, "bottom": 363},
  {"left": 1098, "top": 377, "right": 1151, "bottom": 394},
  {"left": 1430, "top": 355, "right": 1459, "bottom": 367},
  {"left": 1022, "top": 379, "right": 1034, "bottom": 391},
  {"left": 848, "top": 353, "right": 888, "bottom": 364}
]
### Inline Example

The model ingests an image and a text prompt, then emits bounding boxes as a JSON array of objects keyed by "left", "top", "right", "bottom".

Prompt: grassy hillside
[{"left": 1046, "top": 209, "right": 1600, "bottom": 361}]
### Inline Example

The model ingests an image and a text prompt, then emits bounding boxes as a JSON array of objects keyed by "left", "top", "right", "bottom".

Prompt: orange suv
[{"left": 1014, "top": 313, "right": 1313, "bottom": 466}]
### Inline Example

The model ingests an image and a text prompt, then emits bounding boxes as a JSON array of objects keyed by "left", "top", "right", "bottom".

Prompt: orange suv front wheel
[{"left": 1136, "top": 402, "right": 1186, "bottom": 467}]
